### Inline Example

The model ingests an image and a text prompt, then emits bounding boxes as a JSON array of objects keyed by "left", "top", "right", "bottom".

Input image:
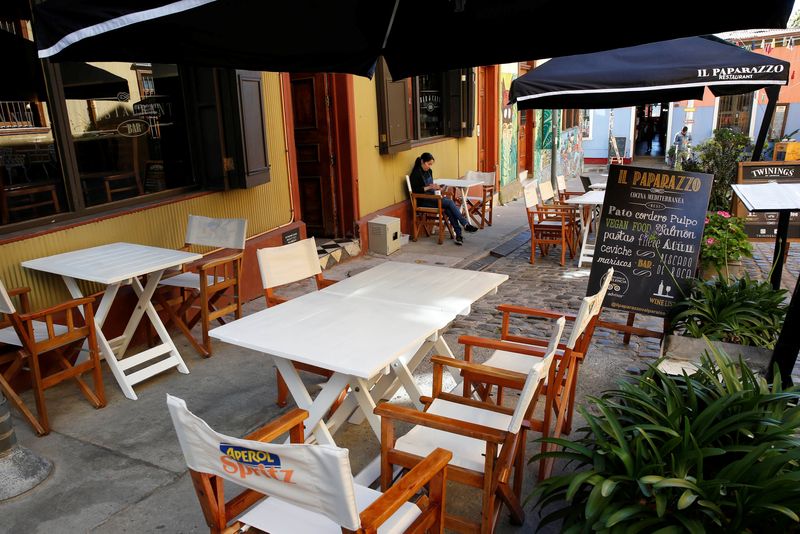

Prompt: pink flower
[
  {"left": 705, "top": 217, "right": 710, "bottom": 224},
  {"left": 717, "top": 210, "right": 731, "bottom": 218},
  {"left": 706, "top": 238, "right": 716, "bottom": 245}
]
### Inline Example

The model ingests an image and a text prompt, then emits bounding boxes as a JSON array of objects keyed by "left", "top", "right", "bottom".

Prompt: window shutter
[
  {"left": 447, "top": 68, "right": 475, "bottom": 138},
  {"left": 181, "top": 66, "right": 227, "bottom": 190},
  {"left": 234, "top": 70, "right": 270, "bottom": 188},
  {"left": 376, "top": 59, "right": 411, "bottom": 155}
]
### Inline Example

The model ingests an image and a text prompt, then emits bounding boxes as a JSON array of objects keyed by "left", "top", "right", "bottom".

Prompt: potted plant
[
  {"left": 700, "top": 211, "right": 752, "bottom": 279},
  {"left": 662, "top": 274, "right": 787, "bottom": 375},
  {"left": 530, "top": 347, "right": 800, "bottom": 533}
]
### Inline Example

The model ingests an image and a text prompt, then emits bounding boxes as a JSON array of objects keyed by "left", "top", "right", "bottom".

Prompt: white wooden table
[
  {"left": 22, "top": 242, "right": 202, "bottom": 400},
  {"left": 565, "top": 190, "right": 606, "bottom": 267},
  {"left": 210, "top": 262, "right": 507, "bottom": 447},
  {"left": 434, "top": 178, "right": 484, "bottom": 217}
]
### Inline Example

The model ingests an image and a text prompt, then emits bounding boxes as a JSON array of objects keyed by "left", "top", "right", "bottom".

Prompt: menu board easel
[{"left": 587, "top": 165, "right": 713, "bottom": 339}]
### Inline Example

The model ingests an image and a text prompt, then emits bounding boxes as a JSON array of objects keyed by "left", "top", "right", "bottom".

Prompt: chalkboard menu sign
[
  {"left": 736, "top": 162, "right": 800, "bottom": 239},
  {"left": 587, "top": 164, "right": 713, "bottom": 317}
]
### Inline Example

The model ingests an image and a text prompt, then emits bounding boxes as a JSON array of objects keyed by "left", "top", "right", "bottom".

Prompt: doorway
[
  {"left": 634, "top": 103, "right": 668, "bottom": 158},
  {"left": 289, "top": 73, "right": 358, "bottom": 239},
  {"left": 477, "top": 66, "right": 498, "bottom": 172}
]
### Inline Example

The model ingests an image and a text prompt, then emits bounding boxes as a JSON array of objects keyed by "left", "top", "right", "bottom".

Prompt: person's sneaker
[
  {"left": 455, "top": 235, "right": 463, "bottom": 245},
  {"left": 464, "top": 224, "right": 478, "bottom": 233}
]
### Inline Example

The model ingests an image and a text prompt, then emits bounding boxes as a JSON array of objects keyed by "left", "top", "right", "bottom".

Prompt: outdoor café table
[
  {"left": 565, "top": 190, "right": 606, "bottom": 268},
  {"left": 22, "top": 242, "right": 202, "bottom": 400},
  {"left": 434, "top": 177, "right": 484, "bottom": 217},
  {"left": 209, "top": 262, "right": 507, "bottom": 444},
  {"left": 731, "top": 182, "right": 800, "bottom": 289},
  {"left": 581, "top": 172, "right": 608, "bottom": 191}
]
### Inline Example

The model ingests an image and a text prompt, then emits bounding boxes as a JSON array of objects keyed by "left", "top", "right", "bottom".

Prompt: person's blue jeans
[{"left": 441, "top": 197, "right": 467, "bottom": 236}]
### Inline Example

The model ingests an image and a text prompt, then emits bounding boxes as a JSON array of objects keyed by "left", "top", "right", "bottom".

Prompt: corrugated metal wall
[{"left": 0, "top": 73, "right": 293, "bottom": 310}]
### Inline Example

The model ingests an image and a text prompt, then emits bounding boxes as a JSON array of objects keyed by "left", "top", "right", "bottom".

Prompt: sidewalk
[
  {"left": 3, "top": 186, "right": 798, "bottom": 533},
  {"left": 0, "top": 199, "right": 531, "bottom": 533}
]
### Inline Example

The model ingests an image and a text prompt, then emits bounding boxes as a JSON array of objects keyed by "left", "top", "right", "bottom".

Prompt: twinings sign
[
  {"left": 587, "top": 165, "right": 713, "bottom": 317},
  {"left": 736, "top": 161, "right": 800, "bottom": 239}
]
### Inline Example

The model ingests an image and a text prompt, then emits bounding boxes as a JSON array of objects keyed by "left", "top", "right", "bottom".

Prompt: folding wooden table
[
  {"left": 210, "top": 262, "right": 507, "bottom": 446},
  {"left": 22, "top": 242, "right": 202, "bottom": 400}
]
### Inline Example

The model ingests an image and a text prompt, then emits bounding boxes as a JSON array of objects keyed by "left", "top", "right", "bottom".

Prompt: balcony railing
[{"left": 0, "top": 101, "right": 36, "bottom": 129}]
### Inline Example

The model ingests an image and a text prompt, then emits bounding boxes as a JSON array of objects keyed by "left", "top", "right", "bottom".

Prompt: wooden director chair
[
  {"left": 167, "top": 394, "right": 451, "bottom": 534},
  {"left": 156, "top": 215, "right": 248, "bottom": 357},
  {"left": 523, "top": 184, "right": 576, "bottom": 266},
  {"left": 405, "top": 175, "right": 454, "bottom": 245},
  {"left": 463, "top": 170, "right": 496, "bottom": 229},
  {"left": 456, "top": 267, "right": 614, "bottom": 479},
  {"left": 0, "top": 279, "right": 105, "bottom": 435},
  {"left": 256, "top": 237, "right": 345, "bottom": 409},
  {"left": 375, "top": 318, "right": 565, "bottom": 534}
]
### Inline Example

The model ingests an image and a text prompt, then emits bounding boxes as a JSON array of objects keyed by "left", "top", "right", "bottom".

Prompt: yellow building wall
[
  {"left": 0, "top": 72, "right": 294, "bottom": 309},
  {"left": 352, "top": 76, "right": 478, "bottom": 217}
]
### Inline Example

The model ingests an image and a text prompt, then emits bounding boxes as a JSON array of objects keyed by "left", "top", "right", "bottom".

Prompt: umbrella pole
[{"left": 752, "top": 86, "right": 780, "bottom": 161}]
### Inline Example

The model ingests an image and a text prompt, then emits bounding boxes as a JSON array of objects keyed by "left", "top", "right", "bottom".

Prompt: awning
[
  {"left": 61, "top": 62, "right": 130, "bottom": 101},
  {"left": 509, "top": 36, "right": 789, "bottom": 110},
  {"left": 32, "top": 0, "right": 794, "bottom": 79}
]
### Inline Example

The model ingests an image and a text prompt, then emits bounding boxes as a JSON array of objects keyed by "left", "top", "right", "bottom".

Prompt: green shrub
[
  {"left": 530, "top": 346, "right": 800, "bottom": 533},
  {"left": 692, "top": 129, "right": 753, "bottom": 212},
  {"left": 669, "top": 275, "right": 787, "bottom": 349}
]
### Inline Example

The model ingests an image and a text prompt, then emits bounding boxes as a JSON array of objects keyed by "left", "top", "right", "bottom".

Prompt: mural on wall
[
  {"left": 557, "top": 126, "right": 583, "bottom": 180},
  {"left": 534, "top": 109, "right": 559, "bottom": 183},
  {"left": 499, "top": 63, "right": 518, "bottom": 187}
]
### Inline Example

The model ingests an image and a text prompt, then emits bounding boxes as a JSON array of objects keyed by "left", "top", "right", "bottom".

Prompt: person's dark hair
[
  {"left": 681, "top": 126, "right": 688, "bottom": 133},
  {"left": 413, "top": 152, "right": 435, "bottom": 171}
]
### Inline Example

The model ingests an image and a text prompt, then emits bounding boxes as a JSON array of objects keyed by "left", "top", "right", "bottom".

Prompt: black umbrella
[
  {"left": 509, "top": 36, "right": 789, "bottom": 110},
  {"left": 32, "top": 0, "right": 794, "bottom": 79},
  {"left": 508, "top": 35, "right": 789, "bottom": 161}
]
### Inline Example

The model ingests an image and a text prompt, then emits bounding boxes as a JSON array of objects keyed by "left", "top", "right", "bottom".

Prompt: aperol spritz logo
[{"left": 219, "top": 444, "right": 295, "bottom": 483}]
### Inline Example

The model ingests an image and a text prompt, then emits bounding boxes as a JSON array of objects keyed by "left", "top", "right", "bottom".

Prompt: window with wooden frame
[
  {"left": 581, "top": 109, "right": 592, "bottom": 140},
  {"left": 375, "top": 60, "right": 474, "bottom": 155},
  {"left": 562, "top": 109, "right": 580, "bottom": 130}
]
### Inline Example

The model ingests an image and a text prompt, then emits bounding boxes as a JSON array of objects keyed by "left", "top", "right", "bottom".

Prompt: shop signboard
[
  {"left": 587, "top": 164, "right": 713, "bottom": 317},
  {"left": 736, "top": 162, "right": 800, "bottom": 239}
]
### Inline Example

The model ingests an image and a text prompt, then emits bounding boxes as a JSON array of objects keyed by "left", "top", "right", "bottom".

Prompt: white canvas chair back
[
  {"left": 538, "top": 181, "right": 556, "bottom": 204},
  {"left": 0, "top": 279, "right": 15, "bottom": 315},
  {"left": 166, "top": 394, "right": 361, "bottom": 530},
  {"left": 565, "top": 267, "right": 614, "bottom": 349},
  {"left": 185, "top": 214, "right": 248, "bottom": 250},
  {"left": 508, "top": 317, "right": 566, "bottom": 434},
  {"left": 556, "top": 175, "right": 567, "bottom": 193},
  {"left": 257, "top": 237, "right": 322, "bottom": 290},
  {"left": 519, "top": 170, "right": 529, "bottom": 182},
  {"left": 464, "top": 170, "right": 496, "bottom": 187},
  {"left": 404, "top": 175, "right": 412, "bottom": 194},
  {"left": 523, "top": 184, "right": 539, "bottom": 210}
]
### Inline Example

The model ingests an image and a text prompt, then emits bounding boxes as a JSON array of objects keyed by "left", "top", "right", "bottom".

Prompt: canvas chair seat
[
  {"left": 484, "top": 347, "right": 551, "bottom": 378},
  {"left": 0, "top": 321, "right": 68, "bottom": 346},
  {"left": 395, "top": 397, "right": 513, "bottom": 473},
  {"left": 159, "top": 272, "right": 226, "bottom": 291},
  {"left": 168, "top": 395, "right": 450, "bottom": 534},
  {"left": 240, "top": 481, "right": 422, "bottom": 534}
]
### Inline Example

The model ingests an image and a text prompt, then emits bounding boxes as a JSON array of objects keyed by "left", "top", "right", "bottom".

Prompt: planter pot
[
  {"left": 700, "top": 260, "right": 744, "bottom": 280},
  {"left": 660, "top": 334, "right": 773, "bottom": 376}
]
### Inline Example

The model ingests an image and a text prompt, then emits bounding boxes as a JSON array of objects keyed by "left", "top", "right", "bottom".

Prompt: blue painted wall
[{"left": 583, "top": 108, "right": 633, "bottom": 160}]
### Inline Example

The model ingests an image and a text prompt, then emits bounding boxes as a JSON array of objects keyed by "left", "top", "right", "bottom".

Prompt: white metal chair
[
  {"left": 463, "top": 170, "right": 496, "bottom": 228},
  {"left": 167, "top": 394, "right": 451, "bottom": 534},
  {"left": 375, "top": 318, "right": 565, "bottom": 533},
  {"left": 457, "top": 268, "right": 614, "bottom": 479},
  {"left": 256, "top": 237, "right": 341, "bottom": 408},
  {"left": 157, "top": 215, "right": 248, "bottom": 357}
]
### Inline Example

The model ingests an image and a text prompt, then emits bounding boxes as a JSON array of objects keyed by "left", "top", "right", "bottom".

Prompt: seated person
[{"left": 409, "top": 152, "right": 478, "bottom": 245}]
